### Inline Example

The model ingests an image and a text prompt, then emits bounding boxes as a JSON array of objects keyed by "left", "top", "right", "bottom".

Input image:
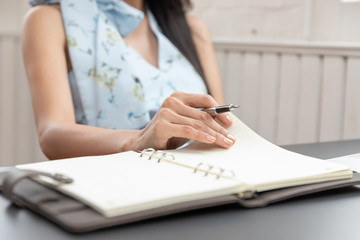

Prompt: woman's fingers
[
  {"left": 168, "top": 123, "right": 236, "bottom": 149},
  {"left": 214, "top": 113, "right": 233, "bottom": 126},
  {"left": 161, "top": 95, "right": 235, "bottom": 143},
  {"left": 166, "top": 92, "right": 233, "bottom": 126},
  {"left": 169, "top": 92, "right": 217, "bottom": 108},
  {"left": 138, "top": 92, "right": 236, "bottom": 150},
  {"left": 163, "top": 110, "right": 234, "bottom": 148}
]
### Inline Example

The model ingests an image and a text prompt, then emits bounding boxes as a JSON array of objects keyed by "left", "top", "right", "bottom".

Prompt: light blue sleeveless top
[{"left": 30, "top": 0, "right": 207, "bottom": 129}]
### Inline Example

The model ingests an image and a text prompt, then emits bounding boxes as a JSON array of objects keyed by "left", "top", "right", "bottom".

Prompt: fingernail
[
  {"left": 227, "top": 133, "right": 236, "bottom": 142},
  {"left": 207, "top": 135, "right": 216, "bottom": 143},
  {"left": 223, "top": 137, "right": 233, "bottom": 146},
  {"left": 225, "top": 114, "right": 232, "bottom": 125}
]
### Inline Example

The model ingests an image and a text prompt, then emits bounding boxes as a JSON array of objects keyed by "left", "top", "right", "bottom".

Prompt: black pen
[{"left": 199, "top": 104, "right": 239, "bottom": 116}]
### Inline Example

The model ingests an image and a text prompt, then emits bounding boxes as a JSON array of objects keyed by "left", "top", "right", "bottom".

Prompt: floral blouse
[{"left": 30, "top": 0, "right": 207, "bottom": 129}]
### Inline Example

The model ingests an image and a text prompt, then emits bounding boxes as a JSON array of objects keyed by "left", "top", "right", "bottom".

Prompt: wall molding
[{"left": 213, "top": 38, "right": 360, "bottom": 57}]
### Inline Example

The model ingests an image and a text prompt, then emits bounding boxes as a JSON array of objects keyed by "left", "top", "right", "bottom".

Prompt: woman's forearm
[
  {"left": 39, "top": 92, "right": 235, "bottom": 160},
  {"left": 39, "top": 121, "right": 141, "bottom": 160}
]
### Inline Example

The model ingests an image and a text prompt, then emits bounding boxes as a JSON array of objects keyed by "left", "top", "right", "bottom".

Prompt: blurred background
[{"left": 0, "top": 0, "right": 360, "bottom": 166}]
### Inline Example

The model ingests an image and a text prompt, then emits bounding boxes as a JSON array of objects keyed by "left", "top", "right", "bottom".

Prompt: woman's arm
[
  {"left": 22, "top": 5, "right": 140, "bottom": 159},
  {"left": 23, "top": 6, "right": 234, "bottom": 160},
  {"left": 187, "top": 16, "right": 225, "bottom": 105}
]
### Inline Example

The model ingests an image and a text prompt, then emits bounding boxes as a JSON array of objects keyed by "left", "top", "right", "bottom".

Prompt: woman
[{"left": 23, "top": 0, "right": 235, "bottom": 160}]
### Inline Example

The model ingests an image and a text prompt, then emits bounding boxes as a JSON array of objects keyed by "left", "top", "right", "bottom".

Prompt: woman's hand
[{"left": 133, "top": 92, "right": 236, "bottom": 150}]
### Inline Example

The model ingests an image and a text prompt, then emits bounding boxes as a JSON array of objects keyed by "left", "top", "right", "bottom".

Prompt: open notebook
[{"left": 16, "top": 114, "right": 352, "bottom": 218}]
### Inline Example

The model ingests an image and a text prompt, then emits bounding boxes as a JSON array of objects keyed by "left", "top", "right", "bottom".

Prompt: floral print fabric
[{"left": 30, "top": 0, "right": 207, "bottom": 130}]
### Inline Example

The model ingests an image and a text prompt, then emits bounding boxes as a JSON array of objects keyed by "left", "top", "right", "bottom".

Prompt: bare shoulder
[
  {"left": 23, "top": 4, "right": 65, "bottom": 44},
  {"left": 24, "top": 4, "right": 62, "bottom": 25},
  {"left": 186, "top": 15, "right": 211, "bottom": 43}
]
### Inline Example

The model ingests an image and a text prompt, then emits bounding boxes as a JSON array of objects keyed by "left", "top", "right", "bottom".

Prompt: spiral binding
[
  {"left": 193, "top": 163, "right": 236, "bottom": 179},
  {"left": 139, "top": 148, "right": 235, "bottom": 180},
  {"left": 140, "top": 148, "right": 175, "bottom": 163}
]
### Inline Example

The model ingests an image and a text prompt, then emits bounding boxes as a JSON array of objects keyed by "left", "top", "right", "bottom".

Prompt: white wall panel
[
  {"left": 239, "top": 53, "right": 261, "bottom": 131},
  {"left": 277, "top": 54, "right": 300, "bottom": 145},
  {"left": 343, "top": 58, "right": 360, "bottom": 139},
  {"left": 319, "top": 56, "right": 345, "bottom": 142},
  {"left": 222, "top": 51, "right": 243, "bottom": 119},
  {"left": 0, "top": 38, "right": 17, "bottom": 166},
  {"left": 297, "top": 55, "right": 321, "bottom": 143},
  {"left": 258, "top": 53, "right": 280, "bottom": 142},
  {"left": 215, "top": 50, "right": 227, "bottom": 86},
  {"left": 214, "top": 40, "right": 360, "bottom": 147}
]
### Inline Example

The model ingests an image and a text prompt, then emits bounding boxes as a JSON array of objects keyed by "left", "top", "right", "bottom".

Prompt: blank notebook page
[
  {"left": 17, "top": 151, "right": 242, "bottom": 217},
  {"left": 169, "top": 114, "right": 351, "bottom": 192}
]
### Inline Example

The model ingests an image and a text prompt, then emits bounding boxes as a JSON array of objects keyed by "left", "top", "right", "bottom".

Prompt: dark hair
[{"left": 146, "top": 0, "right": 209, "bottom": 93}]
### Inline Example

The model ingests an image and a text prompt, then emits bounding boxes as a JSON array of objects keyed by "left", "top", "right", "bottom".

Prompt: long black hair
[{"left": 146, "top": 0, "right": 209, "bottom": 92}]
